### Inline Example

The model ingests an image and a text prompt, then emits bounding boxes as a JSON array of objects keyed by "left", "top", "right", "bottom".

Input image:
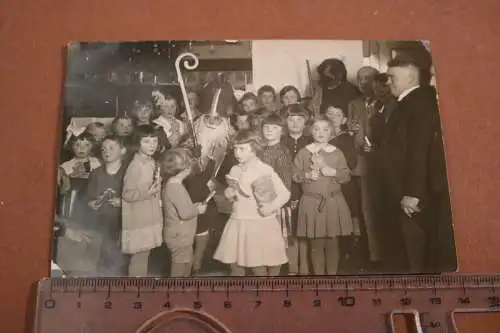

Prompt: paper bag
[{"left": 251, "top": 175, "right": 277, "bottom": 206}]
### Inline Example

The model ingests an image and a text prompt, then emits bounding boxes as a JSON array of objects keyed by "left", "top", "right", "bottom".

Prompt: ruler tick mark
[
  {"left": 40, "top": 275, "right": 500, "bottom": 332},
  {"left": 48, "top": 282, "right": 53, "bottom": 298}
]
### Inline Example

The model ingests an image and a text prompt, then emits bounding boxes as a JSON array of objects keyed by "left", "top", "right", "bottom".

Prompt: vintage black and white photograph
[{"left": 51, "top": 40, "right": 457, "bottom": 277}]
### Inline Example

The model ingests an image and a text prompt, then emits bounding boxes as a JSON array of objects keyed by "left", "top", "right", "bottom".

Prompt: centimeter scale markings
[{"left": 35, "top": 275, "right": 500, "bottom": 333}]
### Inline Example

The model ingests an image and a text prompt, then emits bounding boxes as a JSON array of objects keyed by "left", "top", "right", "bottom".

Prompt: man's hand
[
  {"left": 88, "top": 200, "right": 102, "bottom": 210},
  {"left": 109, "top": 197, "right": 121, "bottom": 207},
  {"left": 401, "top": 196, "right": 421, "bottom": 217},
  {"left": 207, "top": 179, "right": 216, "bottom": 192},
  {"left": 363, "top": 144, "right": 376, "bottom": 153}
]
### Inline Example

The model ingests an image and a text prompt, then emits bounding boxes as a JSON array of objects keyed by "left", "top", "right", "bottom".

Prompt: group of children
[{"left": 56, "top": 81, "right": 363, "bottom": 277}]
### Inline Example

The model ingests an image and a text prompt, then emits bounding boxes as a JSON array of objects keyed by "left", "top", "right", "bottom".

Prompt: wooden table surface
[{"left": 0, "top": 0, "right": 499, "bottom": 332}]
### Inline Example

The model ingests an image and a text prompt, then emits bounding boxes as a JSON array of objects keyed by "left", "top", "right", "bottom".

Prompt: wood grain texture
[{"left": 0, "top": 0, "right": 499, "bottom": 332}]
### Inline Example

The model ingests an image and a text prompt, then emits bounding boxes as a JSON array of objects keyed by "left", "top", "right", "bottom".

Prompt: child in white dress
[{"left": 213, "top": 130, "right": 290, "bottom": 276}]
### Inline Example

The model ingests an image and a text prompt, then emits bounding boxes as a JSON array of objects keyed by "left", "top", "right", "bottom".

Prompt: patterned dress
[{"left": 258, "top": 143, "right": 293, "bottom": 240}]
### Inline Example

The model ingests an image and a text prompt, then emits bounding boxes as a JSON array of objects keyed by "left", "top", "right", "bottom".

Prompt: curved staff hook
[{"left": 175, "top": 52, "right": 200, "bottom": 149}]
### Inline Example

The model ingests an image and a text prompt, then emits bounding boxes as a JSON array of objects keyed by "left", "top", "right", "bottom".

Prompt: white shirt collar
[
  {"left": 289, "top": 133, "right": 303, "bottom": 140},
  {"left": 397, "top": 85, "right": 420, "bottom": 102},
  {"left": 305, "top": 143, "right": 336, "bottom": 153}
]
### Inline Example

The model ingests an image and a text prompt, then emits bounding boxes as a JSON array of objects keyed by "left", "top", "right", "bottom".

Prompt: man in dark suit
[
  {"left": 378, "top": 55, "right": 456, "bottom": 273},
  {"left": 346, "top": 66, "right": 380, "bottom": 267}
]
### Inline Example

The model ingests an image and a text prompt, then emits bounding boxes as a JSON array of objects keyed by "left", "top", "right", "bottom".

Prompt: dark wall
[{"left": 64, "top": 42, "right": 252, "bottom": 117}]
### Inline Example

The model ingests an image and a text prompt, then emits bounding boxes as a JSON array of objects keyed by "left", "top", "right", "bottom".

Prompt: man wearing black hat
[{"left": 378, "top": 55, "right": 456, "bottom": 273}]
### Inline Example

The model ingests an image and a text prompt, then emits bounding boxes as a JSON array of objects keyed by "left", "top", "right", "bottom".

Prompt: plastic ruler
[{"left": 33, "top": 275, "right": 500, "bottom": 332}]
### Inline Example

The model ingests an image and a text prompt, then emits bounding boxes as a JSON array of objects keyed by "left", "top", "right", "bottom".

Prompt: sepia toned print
[{"left": 52, "top": 40, "right": 457, "bottom": 277}]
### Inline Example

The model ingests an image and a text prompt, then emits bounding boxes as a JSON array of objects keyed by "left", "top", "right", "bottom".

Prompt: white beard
[{"left": 194, "top": 115, "right": 234, "bottom": 167}]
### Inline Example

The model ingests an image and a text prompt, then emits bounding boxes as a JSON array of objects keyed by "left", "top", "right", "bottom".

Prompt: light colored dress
[
  {"left": 121, "top": 153, "right": 163, "bottom": 254},
  {"left": 213, "top": 158, "right": 289, "bottom": 267}
]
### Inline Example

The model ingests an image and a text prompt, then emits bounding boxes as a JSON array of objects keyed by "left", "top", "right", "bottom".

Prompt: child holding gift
[
  {"left": 293, "top": 116, "right": 352, "bottom": 276},
  {"left": 152, "top": 90, "right": 186, "bottom": 150},
  {"left": 213, "top": 130, "right": 290, "bottom": 276},
  {"left": 59, "top": 133, "right": 101, "bottom": 218},
  {"left": 121, "top": 125, "right": 163, "bottom": 276},
  {"left": 87, "top": 135, "right": 128, "bottom": 276}
]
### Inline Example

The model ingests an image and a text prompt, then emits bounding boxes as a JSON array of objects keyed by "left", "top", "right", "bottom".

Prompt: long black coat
[
  {"left": 379, "top": 86, "right": 446, "bottom": 205},
  {"left": 378, "top": 86, "right": 455, "bottom": 272}
]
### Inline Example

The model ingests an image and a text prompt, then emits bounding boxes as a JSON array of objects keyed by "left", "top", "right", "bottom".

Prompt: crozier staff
[{"left": 175, "top": 52, "right": 201, "bottom": 152}]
